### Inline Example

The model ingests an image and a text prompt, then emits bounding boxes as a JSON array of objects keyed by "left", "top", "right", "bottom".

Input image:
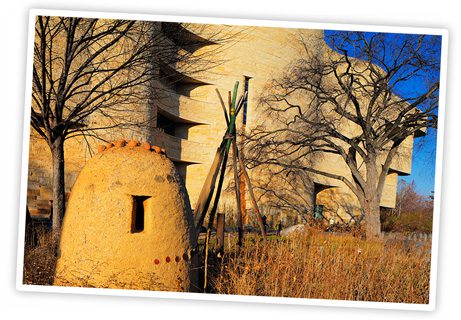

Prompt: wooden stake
[
  {"left": 216, "top": 213, "right": 225, "bottom": 257},
  {"left": 203, "top": 148, "right": 229, "bottom": 290},
  {"left": 207, "top": 146, "right": 229, "bottom": 233},
  {"left": 235, "top": 144, "right": 267, "bottom": 244},
  {"left": 228, "top": 91, "right": 232, "bottom": 110},
  {"left": 215, "top": 89, "right": 229, "bottom": 125},
  {"left": 232, "top": 137, "right": 244, "bottom": 247},
  {"left": 203, "top": 228, "right": 211, "bottom": 291},
  {"left": 193, "top": 141, "right": 226, "bottom": 238}
]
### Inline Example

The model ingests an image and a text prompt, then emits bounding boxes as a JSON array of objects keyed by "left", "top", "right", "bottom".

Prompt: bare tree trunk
[
  {"left": 51, "top": 135, "right": 65, "bottom": 244},
  {"left": 362, "top": 157, "right": 382, "bottom": 239},
  {"left": 363, "top": 196, "right": 381, "bottom": 239}
]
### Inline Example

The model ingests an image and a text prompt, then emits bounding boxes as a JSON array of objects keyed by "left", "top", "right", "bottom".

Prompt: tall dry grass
[
  {"left": 211, "top": 230, "right": 431, "bottom": 303},
  {"left": 23, "top": 224, "right": 431, "bottom": 304}
]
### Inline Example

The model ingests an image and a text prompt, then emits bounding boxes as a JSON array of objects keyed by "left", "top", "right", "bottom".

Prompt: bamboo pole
[{"left": 225, "top": 82, "right": 239, "bottom": 152}]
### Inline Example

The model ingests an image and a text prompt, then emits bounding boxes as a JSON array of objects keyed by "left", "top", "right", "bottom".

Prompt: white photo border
[{"left": 16, "top": 8, "right": 449, "bottom": 311}]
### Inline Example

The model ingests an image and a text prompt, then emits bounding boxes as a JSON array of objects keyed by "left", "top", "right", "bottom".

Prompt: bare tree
[
  {"left": 246, "top": 31, "right": 441, "bottom": 238},
  {"left": 31, "top": 16, "right": 235, "bottom": 240},
  {"left": 393, "top": 180, "right": 434, "bottom": 216}
]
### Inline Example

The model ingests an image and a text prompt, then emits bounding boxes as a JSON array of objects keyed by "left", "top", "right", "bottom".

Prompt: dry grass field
[
  {"left": 211, "top": 230, "right": 431, "bottom": 304},
  {"left": 23, "top": 226, "right": 431, "bottom": 304}
]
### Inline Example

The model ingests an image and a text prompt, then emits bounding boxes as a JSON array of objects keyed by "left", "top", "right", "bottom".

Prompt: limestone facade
[{"left": 26, "top": 21, "right": 418, "bottom": 226}]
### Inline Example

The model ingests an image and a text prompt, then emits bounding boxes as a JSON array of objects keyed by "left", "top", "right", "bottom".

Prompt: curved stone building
[{"left": 26, "top": 21, "right": 419, "bottom": 229}]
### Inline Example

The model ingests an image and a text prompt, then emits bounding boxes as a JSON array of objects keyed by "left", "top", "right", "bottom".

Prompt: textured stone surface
[
  {"left": 54, "top": 144, "right": 198, "bottom": 292},
  {"left": 26, "top": 24, "right": 416, "bottom": 227}
]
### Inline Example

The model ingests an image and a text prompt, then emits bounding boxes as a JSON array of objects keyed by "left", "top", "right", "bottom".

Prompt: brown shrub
[
  {"left": 23, "top": 226, "right": 57, "bottom": 286},
  {"left": 381, "top": 209, "right": 433, "bottom": 234},
  {"left": 392, "top": 211, "right": 433, "bottom": 234},
  {"left": 382, "top": 180, "right": 434, "bottom": 234}
]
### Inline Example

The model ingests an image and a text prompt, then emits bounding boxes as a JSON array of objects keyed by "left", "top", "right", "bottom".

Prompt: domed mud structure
[{"left": 54, "top": 140, "right": 198, "bottom": 292}]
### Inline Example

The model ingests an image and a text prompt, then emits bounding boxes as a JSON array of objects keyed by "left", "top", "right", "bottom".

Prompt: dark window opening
[
  {"left": 158, "top": 63, "right": 210, "bottom": 97},
  {"left": 157, "top": 113, "right": 176, "bottom": 136},
  {"left": 156, "top": 113, "right": 193, "bottom": 139},
  {"left": 160, "top": 22, "right": 216, "bottom": 52},
  {"left": 131, "top": 196, "right": 150, "bottom": 233}
]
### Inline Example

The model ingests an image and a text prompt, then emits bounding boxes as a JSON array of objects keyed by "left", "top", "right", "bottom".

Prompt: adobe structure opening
[{"left": 131, "top": 195, "right": 151, "bottom": 233}]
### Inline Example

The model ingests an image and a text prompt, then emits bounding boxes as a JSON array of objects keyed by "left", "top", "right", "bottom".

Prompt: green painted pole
[{"left": 225, "top": 81, "right": 239, "bottom": 152}]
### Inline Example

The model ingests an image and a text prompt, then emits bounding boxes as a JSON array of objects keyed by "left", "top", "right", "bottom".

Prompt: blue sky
[
  {"left": 324, "top": 30, "right": 442, "bottom": 196},
  {"left": 401, "top": 127, "right": 437, "bottom": 196}
]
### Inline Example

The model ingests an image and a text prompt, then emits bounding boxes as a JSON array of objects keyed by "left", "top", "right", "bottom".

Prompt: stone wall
[{"left": 26, "top": 22, "right": 417, "bottom": 229}]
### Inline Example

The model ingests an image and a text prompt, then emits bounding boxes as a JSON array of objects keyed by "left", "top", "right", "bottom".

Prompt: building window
[
  {"left": 131, "top": 196, "right": 150, "bottom": 233},
  {"left": 156, "top": 113, "right": 176, "bottom": 136}
]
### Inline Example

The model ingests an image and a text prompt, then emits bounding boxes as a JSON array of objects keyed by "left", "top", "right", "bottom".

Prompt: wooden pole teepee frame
[{"left": 192, "top": 81, "right": 267, "bottom": 291}]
